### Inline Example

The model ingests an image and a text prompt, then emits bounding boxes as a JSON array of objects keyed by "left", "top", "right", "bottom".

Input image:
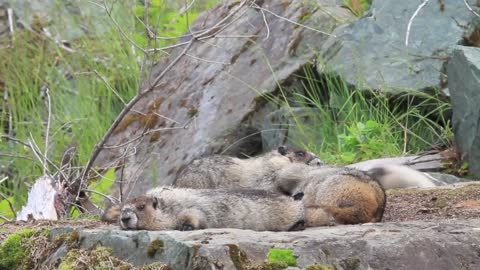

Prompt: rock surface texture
[
  {"left": 448, "top": 45, "right": 480, "bottom": 178},
  {"left": 320, "top": 0, "right": 475, "bottom": 92},
  {"left": 3, "top": 184, "right": 480, "bottom": 269},
  {"left": 48, "top": 219, "right": 480, "bottom": 270},
  {"left": 96, "top": 0, "right": 354, "bottom": 197}
]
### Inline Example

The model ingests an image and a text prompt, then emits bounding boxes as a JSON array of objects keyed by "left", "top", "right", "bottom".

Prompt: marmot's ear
[{"left": 278, "top": 145, "right": 288, "bottom": 155}]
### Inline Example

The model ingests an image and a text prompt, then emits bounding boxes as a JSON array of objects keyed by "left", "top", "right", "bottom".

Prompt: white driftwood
[
  {"left": 346, "top": 153, "right": 445, "bottom": 172},
  {"left": 16, "top": 175, "right": 58, "bottom": 221}
]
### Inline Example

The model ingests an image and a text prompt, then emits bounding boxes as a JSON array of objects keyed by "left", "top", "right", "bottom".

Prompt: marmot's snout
[{"left": 120, "top": 207, "right": 139, "bottom": 229}]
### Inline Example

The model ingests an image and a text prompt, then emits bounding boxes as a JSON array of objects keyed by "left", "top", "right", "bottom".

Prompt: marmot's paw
[
  {"left": 293, "top": 192, "right": 304, "bottom": 200},
  {"left": 180, "top": 223, "right": 195, "bottom": 231},
  {"left": 288, "top": 220, "right": 306, "bottom": 231}
]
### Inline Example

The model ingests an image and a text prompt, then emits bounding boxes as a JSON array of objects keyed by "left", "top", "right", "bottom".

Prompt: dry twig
[
  {"left": 0, "top": 191, "right": 16, "bottom": 219},
  {"left": 464, "top": 0, "right": 480, "bottom": 18},
  {"left": 405, "top": 0, "right": 430, "bottom": 47}
]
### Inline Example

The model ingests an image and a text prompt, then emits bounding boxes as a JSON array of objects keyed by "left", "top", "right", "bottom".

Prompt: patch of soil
[{"left": 383, "top": 183, "right": 480, "bottom": 222}]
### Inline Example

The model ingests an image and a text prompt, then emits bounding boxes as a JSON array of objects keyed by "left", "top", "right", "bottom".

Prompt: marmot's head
[
  {"left": 120, "top": 195, "right": 175, "bottom": 230},
  {"left": 277, "top": 145, "right": 324, "bottom": 166}
]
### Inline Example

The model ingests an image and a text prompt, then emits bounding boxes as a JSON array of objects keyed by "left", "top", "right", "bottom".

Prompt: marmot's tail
[{"left": 367, "top": 165, "right": 436, "bottom": 189}]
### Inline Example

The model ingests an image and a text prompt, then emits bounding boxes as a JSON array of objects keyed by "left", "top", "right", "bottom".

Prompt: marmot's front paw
[
  {"left": 288, "top": 220, "right": 305, "bottom": 231},
  {"left": 293, "top": 192, "right": 304, "bottom": 200},
  {"left": 180, "top": 223, "right": 195, "bottom": 231}
]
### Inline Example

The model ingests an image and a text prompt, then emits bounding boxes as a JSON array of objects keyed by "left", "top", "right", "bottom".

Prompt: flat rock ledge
[{"left": 48, "top": 219, "right": 480, "bottom": 270}]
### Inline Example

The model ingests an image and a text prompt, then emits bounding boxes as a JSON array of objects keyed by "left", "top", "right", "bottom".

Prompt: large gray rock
[
  {"left": 95, "top": 0, "right": 354, "bottom": 197},
  {"left": 2, "top": 0, "right": 133, "bottom": 40},
  {"left": 448, "top": 46, "right": 480, "bottom": 178},
  {"left": 321, "top": 0, "right": 476, "bottom": 92},
  {"left": 50, "top": 219, "right": 480, "bottom": 269}
]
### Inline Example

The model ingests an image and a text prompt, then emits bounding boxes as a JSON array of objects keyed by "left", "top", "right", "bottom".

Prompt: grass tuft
[{"left": 285, "top": 65, "right": 452, "bottom": 164}]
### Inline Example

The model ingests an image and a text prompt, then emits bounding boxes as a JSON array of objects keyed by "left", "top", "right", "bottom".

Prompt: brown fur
[
  {"left": 117, "top": 187, "right": 332, "bottom": 231},
  {"left": 276, "top": 164, "right": 386, "bottom": 224},
  {"left": 174, "top": 146, "right": 323, "bottom": 190},
  {"left": 101, "top": 204, "right": 121, "bottom": 224}
]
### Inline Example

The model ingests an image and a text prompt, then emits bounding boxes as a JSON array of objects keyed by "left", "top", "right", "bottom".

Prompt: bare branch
[
  {"left": 259, "top": 7, "right": 270, "bottom": 40},
  {"left": 405, "top": 0, "right": 430, "bottom": 47},
  {"left": 101, "top": 0, "right": 147, "bottom": 54},
  {"left": 81, "top": 189, "right": 120, "bottom": 204},
  {"left": 464, "top": 0, "right": 480, "bottom": 18},
  {"left": 0, "top": 214, "right": 11, "bottom": 222},
  {"left": 0, "top": 191, "right": 16, "bottom": 219},
  {"left": 28, "top": 136, "right": 47, "bottom": 170},
  {"left": 251, "top": 4, "right": 336, "bottom": 37},
  {"left": 7, "top": 8, "right": 13, "bottom": 34},
  {"left": 43, "top": 86, "right": 52, "bottom": 175},
  {"left": 92, "top": 70, "right": 127, "bottom": 105},
  {"left": 0, "top": 153, "right": 37, "bottom": 162},
  {"left": 0, "top": 135, "right": 30, "bottom": 148},
  {"left": 82, "top": 40, "right": 193, "bottom": 182},
  {"left": 185, "top": 53, "right": 230, "bottom": 65}
]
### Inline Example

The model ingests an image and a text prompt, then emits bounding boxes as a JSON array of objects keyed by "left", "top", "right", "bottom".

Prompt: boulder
[
  {"left": 3, "top": 183, "right": 480, "bottom": 269},
  {"left": 1, "top": 0, "right": 131, "bottom": 40},
  {"left": 45, "top": 219, "right": 480, "bottom": 269},
  {"left": 320, "top": 0, "right": 476, "bottom": 92},
  {"left": 95, "top": 0, "right": 354, "bottom": 197},
  {"left": 448, "top": 45, "right": 480, "bottom": 178}
]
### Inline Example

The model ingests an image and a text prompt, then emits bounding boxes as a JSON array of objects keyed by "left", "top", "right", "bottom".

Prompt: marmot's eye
[
  {"left": 295, "top": 151, "right": 305, "bottom": 157},
  {"left": 137, "top": 204, "right": 145, "bottom": 211}
]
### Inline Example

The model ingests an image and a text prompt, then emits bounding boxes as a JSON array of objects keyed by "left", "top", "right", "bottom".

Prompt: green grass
[
  {"left": 0, "top": 0, "right": 218, "bottom": 219},
  {"left": 285, "top": 65, "right": 452, "bottom": 164}
]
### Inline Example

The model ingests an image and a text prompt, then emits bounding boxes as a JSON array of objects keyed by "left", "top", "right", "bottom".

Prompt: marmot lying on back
[
  {"left": 103, "top": 186, "right": 333, "bottom": 231},
  {"left": 174, "top": 145, "right": 323, "bottom": 190},
  {"left": 275, "top": 164, "right": 437, "bottom": 224}
]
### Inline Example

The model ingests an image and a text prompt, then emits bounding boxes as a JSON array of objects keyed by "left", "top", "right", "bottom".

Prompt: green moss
[
  {"left": 58, "top": 246, "right": 136, "bottom": 270},
  {"left": 266, "top": 248, "right": 297, "bottom": 267},
  {"left": 307, "top": 264, "right": 334, "bottom": 270},
  {"left": 58, "top": 249, "right": 81, "bottom": 270},
  {"left": 187, "top": 107, "right": 198, "bottom": 118},
  {"left": 0, "top": 228, "right": 36, "bottom": 270},
  {"left": 146, "top": 239, "right": 164, "bottom": 258},
  {"left": 341, "top": 257, "right": 361, "bottom": 270},
  {"left": 141, "top": 262, "right": 171, "bottom": 270},
  {"left": 227, "top": 244, "right": 250, "bottom": 270},
  {"left": 257, "top": 261, "right": 288, "bottom": 270},
  {"left": 52, "top": 230, "right": 81, "bottom": 251}
]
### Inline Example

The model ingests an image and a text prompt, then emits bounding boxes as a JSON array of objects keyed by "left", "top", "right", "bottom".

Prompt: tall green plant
[
  {"left": 0, "top": 0, "right": 221, "bottom": 219},
  {"left": 286, "top": 65, "right": 452, "bottom": 164}
]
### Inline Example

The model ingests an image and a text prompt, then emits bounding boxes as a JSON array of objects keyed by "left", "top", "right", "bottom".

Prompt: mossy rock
[{"left": 0, "top": 228, "right": 36, "bottom": 270}]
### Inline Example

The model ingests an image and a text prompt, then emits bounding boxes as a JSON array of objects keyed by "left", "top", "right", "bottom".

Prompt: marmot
[
  {"left": 104, "top": 186, "right": 333, "bottom": 231},
  {"left": 173, "top": 145, "right": 323, "bottom": 190},
  {"left": 275, "top": 164, "right": 437, "bottom": 224}
]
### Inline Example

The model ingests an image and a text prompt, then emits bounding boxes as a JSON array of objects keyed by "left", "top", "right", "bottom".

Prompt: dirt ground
[
  {"left": 383, "top": 182, "right": 480, "bottom": 222},
  {"left": 1, "top": 183, "right": 480, "bottom": 240}
]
